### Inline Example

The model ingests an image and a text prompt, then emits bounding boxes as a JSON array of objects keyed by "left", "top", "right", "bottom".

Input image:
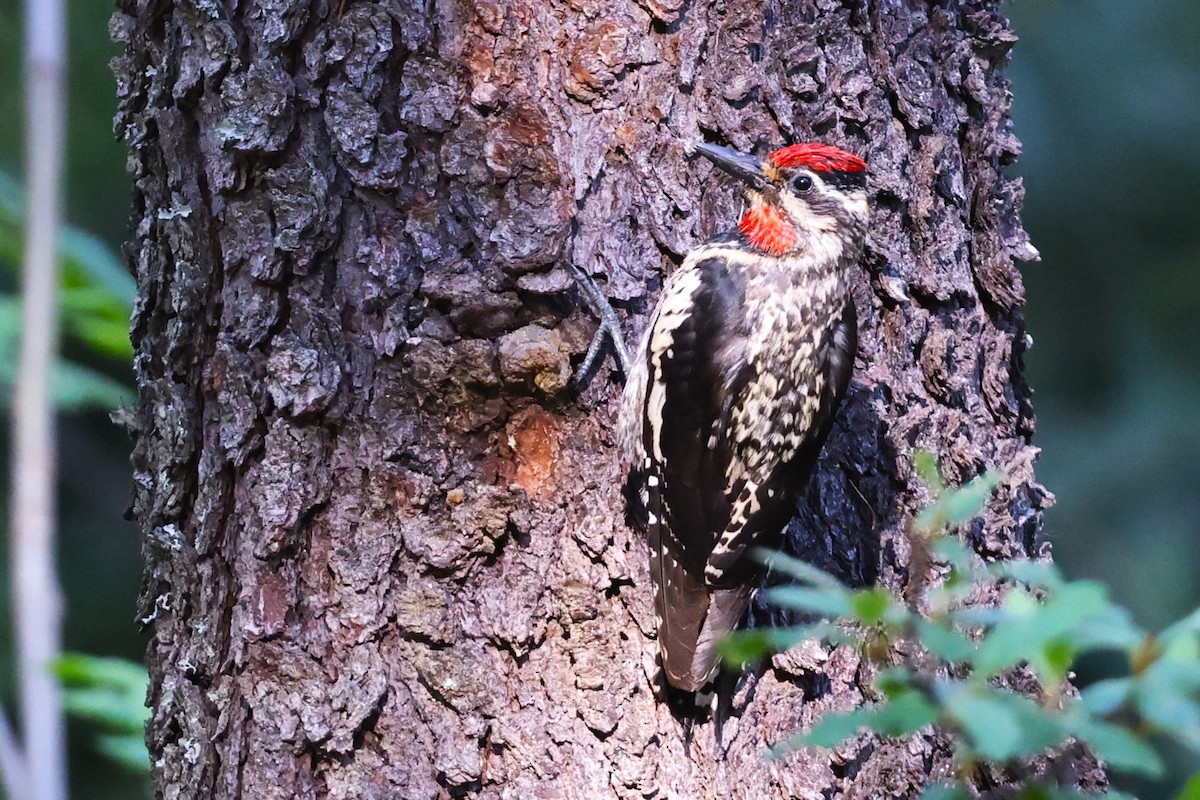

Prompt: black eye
[{"left": 792, "top": 174, "right": 814, "bottom": 193}]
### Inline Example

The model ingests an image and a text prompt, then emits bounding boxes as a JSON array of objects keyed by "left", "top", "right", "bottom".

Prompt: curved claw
[{"left": 571, "top": 264, "right": 630, "bottom": 384}]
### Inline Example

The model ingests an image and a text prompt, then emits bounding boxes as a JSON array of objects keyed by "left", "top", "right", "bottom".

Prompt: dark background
[{"left": 0, "top": 0, "right": 1196, "bottom": 797}]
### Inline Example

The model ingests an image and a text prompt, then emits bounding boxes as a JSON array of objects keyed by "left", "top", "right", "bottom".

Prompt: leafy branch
[{"left": 723, "top": 452, "right": 1200, "bottom": 799}]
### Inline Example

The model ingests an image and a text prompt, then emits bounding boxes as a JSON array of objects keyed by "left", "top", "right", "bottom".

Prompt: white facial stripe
[
  {"left": 835, "top": 189, "right": 868, "bottom": 221},
  {"left": 778, "top": 192, "right": 838, "bottom": 233},
  {"left": 686, "top": 243, "right": 774, "bottom": 268}
]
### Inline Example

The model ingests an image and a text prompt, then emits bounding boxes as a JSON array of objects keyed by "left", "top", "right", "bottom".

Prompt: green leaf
[
  {"left": 720, "top": 623, "right": 855, "bottom": 666},
  {"left": 59, "top": 283, "right": 133, "bottom": 360},
  {"left": 875, "top": 666, "right": 916, "bottom": 699},
  {"left": 992, "top": 559, "right": 1064, "bottom": 590},
  {"left": 913, "top": 507, "right": 942, "bottom": 533},
  {"left": 924, "top": 579, "right": 975, "bottom": 618},
  {"left": 94, "top": 734, "right": 149, "bottom": 775},
  {"left": 794, "top": 693, "right": 938, "bottom": 752},
  {"left": 1013, "top": 785, "right": 1059, "bottom": 800},
  {"left": 1080, "top": 678, "right": 1133, "bottom": 716},
  {"left": 0, "top": 169, "right": 23, "bottom": 217},
  {"left": 916, "top": 469, "right": 1003, "bottom": 532},
  {"left": 758, "top": 550, "right": 848, "bottom": 591},
  {"left": 916, "top": 618, "right": 976, "bottom": 662},
  {"left": 53, "top": 654, "right": 150, "bottom": 775},
  {"left": 62, "top": 686, "right": 149, "bottom": 733},
  {"left": 1031, "top": 638, "right": 1077, "bottom": 685},
  {"left": 51, "top": 360, "right": 135, "bottom": 410},
  {"left": 719, "top": 628, "right": 776, "bottom": 667},
  {"left": 1172, "top": 772, "right": 1200, "bottom": 800},
  {"left": 950, "top": 692, "right": 1023, "bottom": 761},
  {"left": 1073, "top": 604, "right": 1146, "bottom": 653},
  {"left": 59, "top": 226, "right": 135, "bottom": 304},
  {"left": 929, "top": 535, "right": 977, "bottom": 575},
  {"left": 0, "top": 169, "right": 135, "bottom": 415},
  {"left": 869, "top": 692, "right": 940, "bottom": 737},
  {"left": 850, "top": 587, "right": 894, "bottom": 626},
  {"left": 719, "top": 626, "right": 816, "bottom": 665},
  {"left": 800, "top": 707, "right": 875, "bottom": 748},
  {"left": 974, "top": 581, "right": 1109, "bottom": 677},
  {"left": 1069, "top": 717, "right": 1164, "bottom": 777},
  {"left": 865, "top": 671, "right": 942, "bottom": 737},
  {"left": 940, "top": 683, "right": 1061, "bottom": 762},
  {"left": 913, "top": 450, "right": 945, "bottom": 493},
  {"left": 0, "top": 271, "right": 133, "bottom": 412},
  {"left": 0, "top": 168, "right": 133, "bottom": 300},
  {"left": 55, "top": 653, "right": 148, "bottom": 690},
  {"left": 1161, "top": 628, "right": 1200, "bottom": 664},
  {"left": 55, "top": 654, "right": 150, "bottom": 734},
  {"left": 1012, "top": 785, "right": 1128, "bottom": 800},
  {"left": 762, "top": 586, "right": 853, "bottom": 618},
  {"left": 1162, "top": 608, "right": 1200, "bottom": 648},
  {"left": 954, "top": 605, "right": 1008, "bottom": 628},
  {"left": 0, "top": 297, "right": 20, "bottom": 365},
  {"left": 1138, "top": 657, "right": 1200, "bottom": 697},
  {"left": 920, "top": 784, "right": 971, "bottom": 800},
  {"left": 939, "top": 470, "right": 1003, "bottom": 526},
  {"left": 1133, "top": 661, "right": 1200, "bottom": 748}
]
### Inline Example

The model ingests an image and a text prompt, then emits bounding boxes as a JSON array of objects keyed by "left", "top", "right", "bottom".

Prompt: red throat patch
[{"left": 739, "top": 205, "right": 796, "bottom": 256}]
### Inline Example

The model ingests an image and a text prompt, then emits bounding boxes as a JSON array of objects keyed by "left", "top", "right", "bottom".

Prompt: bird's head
[{"left": 695, "top": 141, "right": 868, "bottom": 258}]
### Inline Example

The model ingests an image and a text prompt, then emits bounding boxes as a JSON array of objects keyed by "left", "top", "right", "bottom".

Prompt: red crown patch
[{"left": 768, "top": 143, "right": 866, "bottom": 173}]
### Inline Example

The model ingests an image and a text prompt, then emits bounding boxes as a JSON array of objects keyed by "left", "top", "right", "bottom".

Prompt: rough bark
[{"left": 113, "top": 1, "right": 1101, "bottom": 798}]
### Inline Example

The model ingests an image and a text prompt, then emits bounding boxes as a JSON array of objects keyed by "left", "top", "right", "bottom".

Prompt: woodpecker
[{"left": 617, "top": 141, "right": 869, "bottom": 694}]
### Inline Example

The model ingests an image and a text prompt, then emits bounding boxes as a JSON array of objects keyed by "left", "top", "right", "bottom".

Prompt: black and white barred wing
[{"left": 620, "top": 259, "right": 743, "bottom": 690}]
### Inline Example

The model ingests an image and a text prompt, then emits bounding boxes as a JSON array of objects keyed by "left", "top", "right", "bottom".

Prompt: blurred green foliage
[
  {"left": 0, "top": 169, "right": 135, "bottom": 411},
  {"left": 54, "top": 653, "right": 150, "bottom": 775},
  {"left": 0, "top": 165, "right": 148, "bottom": 790},
  {"left": 725, "top": 454, "right": 1200, "bottom": 799}
]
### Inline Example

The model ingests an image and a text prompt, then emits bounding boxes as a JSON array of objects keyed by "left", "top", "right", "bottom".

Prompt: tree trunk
[{"left": 112, "top": 1, "right": 1101, "bottom": 797}]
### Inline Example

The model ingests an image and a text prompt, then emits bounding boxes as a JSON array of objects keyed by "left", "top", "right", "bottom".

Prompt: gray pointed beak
[{"left": 693, "top": 142, "right": 767, "bottom": 189}]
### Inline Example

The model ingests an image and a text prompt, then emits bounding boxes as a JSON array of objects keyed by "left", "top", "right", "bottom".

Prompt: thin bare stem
[
  {"left": 10, "top": 0, "right": 68, "bottom": 798},
  {"left": 0, "top": 707, "right": 31, "bottom": 800}
]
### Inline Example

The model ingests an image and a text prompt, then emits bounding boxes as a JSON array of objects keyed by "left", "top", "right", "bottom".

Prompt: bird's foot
[{"left": 571, "top": 263, "right": 630, "bottom": 384}]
